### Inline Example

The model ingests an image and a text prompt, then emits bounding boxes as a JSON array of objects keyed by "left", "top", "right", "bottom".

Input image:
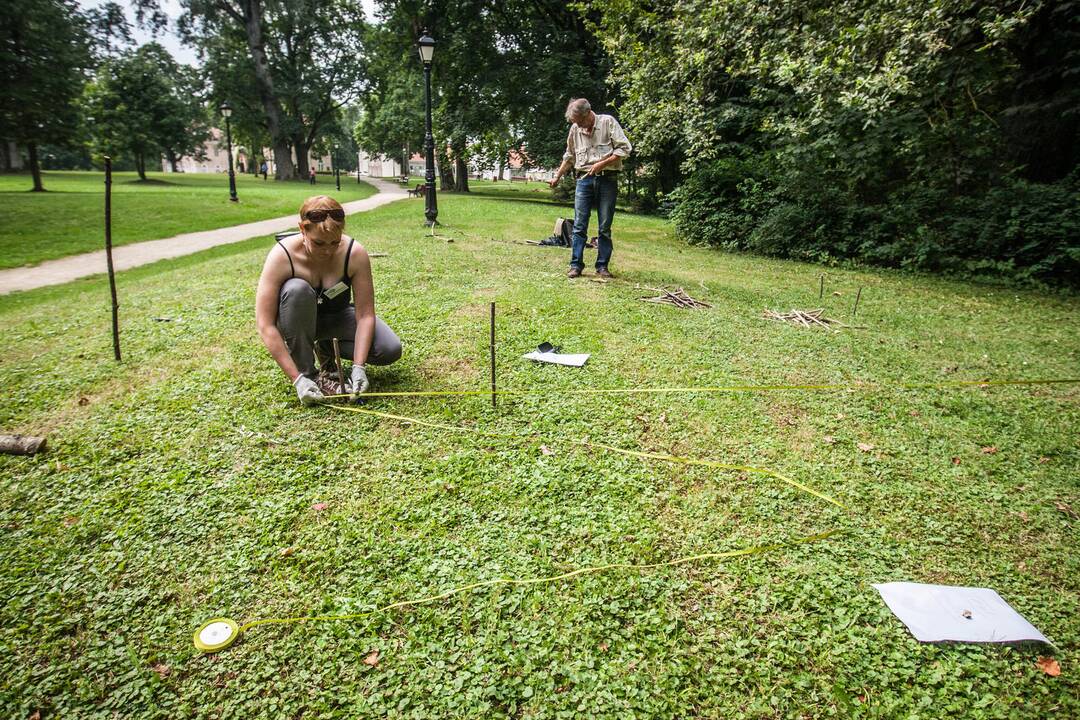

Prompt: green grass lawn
[
  {"left": 0, "top": 171, "right": 377, "bottom": 269},
  {"left": 1, "top": 190, "right": 1077, "bottom": 718}
]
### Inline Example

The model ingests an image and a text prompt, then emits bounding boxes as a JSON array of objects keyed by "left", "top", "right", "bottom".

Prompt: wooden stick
[
  {"left": 853, "top": 286, "right": 863, "bottom": 317},
  {"left": 104, "top": 157, "right": 121, "bottom": 362},
  {"left": 0, "top": 434, "right": 47, "bottom": 456},
  {"left": 819, "top": 274, "right": 824, "bottom": 300},
  {"left": 332, "top": 338, "right": 346, "bottom": 397},
  {"left": 489, "top": 302, "right": 496, "bottom": 409}
]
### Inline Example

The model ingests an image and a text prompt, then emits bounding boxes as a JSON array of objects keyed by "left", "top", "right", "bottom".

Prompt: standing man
[{"left": 549, "top": 98, "right": 632, "bottom": 279}]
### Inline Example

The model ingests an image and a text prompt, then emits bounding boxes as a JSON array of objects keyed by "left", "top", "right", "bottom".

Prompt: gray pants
[{"left": 277, "top": 278, "right": 402, "bottom": 379}]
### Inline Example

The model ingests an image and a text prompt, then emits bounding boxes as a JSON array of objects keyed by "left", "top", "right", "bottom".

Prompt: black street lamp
[
  {"left": 418, "top": 30, "right": 438, "bottom": 226},
  {"left": 221, "top": 103, "right": 238, "bottom": 202},
  {"left": 333, "top": 145, "right": 341, "bottom": 191},
  {"left": 402, "top": 145, "right": 408, "bottom": 180}
]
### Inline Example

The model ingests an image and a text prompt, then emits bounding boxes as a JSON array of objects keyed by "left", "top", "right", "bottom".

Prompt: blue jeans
[{"left": 570, "top": 174, "right": 618, "bottom": 270}]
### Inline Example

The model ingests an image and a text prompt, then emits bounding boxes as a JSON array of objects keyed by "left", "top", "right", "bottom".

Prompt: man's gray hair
[{"left": 565, "top": 98, "right": 591, "bottom": 122}]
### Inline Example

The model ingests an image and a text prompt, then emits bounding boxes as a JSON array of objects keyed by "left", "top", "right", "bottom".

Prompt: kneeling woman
[{"left": 256, "top": 196, "right": 401, "bottom": 405}]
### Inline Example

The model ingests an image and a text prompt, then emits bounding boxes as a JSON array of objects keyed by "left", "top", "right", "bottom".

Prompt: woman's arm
[
  {"left": 349, "top": 244, "right": 376, "bottom": 366},
  {"left": 255, "top": 248, "right": 302, "bottom": 381}
]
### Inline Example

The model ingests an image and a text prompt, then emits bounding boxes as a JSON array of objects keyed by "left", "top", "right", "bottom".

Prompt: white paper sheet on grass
[
  {"left": 873, "top": 582, "right": 1050, "bottom": 644},
  {"left": 522, "top": 350, "right": 590, "bottom": 367}
]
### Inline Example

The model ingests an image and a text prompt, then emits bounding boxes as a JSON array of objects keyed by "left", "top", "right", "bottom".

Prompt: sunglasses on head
[{"left": 303, "top": 208, "right": 346, "bottom": 223}]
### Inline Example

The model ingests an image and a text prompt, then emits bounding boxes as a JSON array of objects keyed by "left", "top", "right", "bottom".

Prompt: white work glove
[
  {"left": 349, "top": 364, "right": 370, "bottom": 400},
  {"left": 293, "top": 374, "right": 324, "bottom": 406}
]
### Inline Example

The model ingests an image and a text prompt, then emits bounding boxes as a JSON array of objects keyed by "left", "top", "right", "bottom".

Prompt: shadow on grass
[
  {"left": 460, "top": 185, "right": 647, "bottom": 215},
  {"left": 124, "top": 178, "right": 175, "bottom": 186}
]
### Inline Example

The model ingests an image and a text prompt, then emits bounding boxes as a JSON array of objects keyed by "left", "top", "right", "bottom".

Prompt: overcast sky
[{"left": 77, "top": 0, "right": 380, "bottom": 67}]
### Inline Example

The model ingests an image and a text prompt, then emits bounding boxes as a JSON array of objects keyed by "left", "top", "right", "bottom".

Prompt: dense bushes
[
  {"left": 671, "top": 164, "right": 1079, "bottom": 285},
  {"left": 588, "top": 0, "right": 1080, "bottom": 287}
]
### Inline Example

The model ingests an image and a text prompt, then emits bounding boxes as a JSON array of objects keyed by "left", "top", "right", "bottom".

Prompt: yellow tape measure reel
[{"left": 193, "top": 617, "right": 240, "bottom": 653}]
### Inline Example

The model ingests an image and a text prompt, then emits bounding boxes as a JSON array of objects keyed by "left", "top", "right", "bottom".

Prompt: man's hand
[
  {"left": 293, "top": 374, "right": 324, "bottom": 406},
  {"left": 349, "top": 364, "right": 370, "bottom": 400},
  {"left": 548, "top": 175, "right": 561, "bottom": 188}
]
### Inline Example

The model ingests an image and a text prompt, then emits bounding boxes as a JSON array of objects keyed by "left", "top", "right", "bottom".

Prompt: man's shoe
[
  {"left": 567, "top": 267, "right": 582, "bottom": 278},
  {"left": 596, "top": 268, "right": 614, "bottom": 279}
]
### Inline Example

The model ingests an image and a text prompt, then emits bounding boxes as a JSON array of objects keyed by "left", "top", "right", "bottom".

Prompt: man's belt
[{"left": 575, "top": 168, "right": 621, "bottom": 179}]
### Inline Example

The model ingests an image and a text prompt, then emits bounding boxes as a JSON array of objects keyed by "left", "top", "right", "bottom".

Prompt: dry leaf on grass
[
  {"left": 823, "top": 435, "right": 836, "bottom": 445},
  {"left": 857, "top": 442, "right": 875, "bottom": 452},
  {"left": 30, "top": 712, "right": 41, "bottom": 720},
  {"left": 951, "top": 457, "right": 962, "bottom": 465},
  {"left": 62, "top": 516, "right": 79, "bottom": 527},
  {"left": 152, "top": 663, "right": 170, "bottom": 678},
  {"left": 1038, "top": 456, "right": 1050, "bottom": 464},
  {"left": 540, "top": 445, "right": 554, "bottom": 456},
  {"left": 981, "top": 446, "right": 999, "bottom": 454},
  {"left": 1036, "top": 657, "right": 1061, "bottom": 677},
  {"left": 311, "top": 502, "right": 328, "bottom": 511},
  {"left": 279, "top": 547, "right": 295, "bottom": 558},
  {"left": 363, "top": 650, "right": 380, "bottom": 666}
]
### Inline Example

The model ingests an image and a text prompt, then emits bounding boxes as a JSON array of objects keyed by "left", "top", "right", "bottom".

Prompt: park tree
[
  {"left": 354, "top": 68, "right": 425, "bottom": 171},
  {"left": 82, "top": 43, "right": 210, "bottom": 179},
  {"left": 0, "top": 0, "right": 92, "bottom": 189},
  {"left": 140, "top": 0, "right": 368, "bottom": 180},
  {"left": 362, "top": 0, "right": 611, "bottom": 191},
  {"left": 84, "top": 1, "right": 136, "bottom": 59}
]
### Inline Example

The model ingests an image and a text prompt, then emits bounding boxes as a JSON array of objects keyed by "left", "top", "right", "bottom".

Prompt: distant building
[
  {"left": 358, "top": 151, "right": 427, "bottom": 178},
  {"left": 1, "top": 141, "right": 25, "bottom": 171}
]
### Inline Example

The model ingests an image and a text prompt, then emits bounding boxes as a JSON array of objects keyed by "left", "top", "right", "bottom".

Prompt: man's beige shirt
[{"left": 563, "top": 114, "right": 632, "bottom": 171}]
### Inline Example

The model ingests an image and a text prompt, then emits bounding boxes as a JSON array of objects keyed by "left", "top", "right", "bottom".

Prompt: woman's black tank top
[{"left": 277, "top": 236, "right": 354, "bottom": 314}]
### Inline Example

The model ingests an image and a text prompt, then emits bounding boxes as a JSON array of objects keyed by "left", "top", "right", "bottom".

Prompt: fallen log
[{"left": 0, "top": 434, "right": 47, "bottom": 455}]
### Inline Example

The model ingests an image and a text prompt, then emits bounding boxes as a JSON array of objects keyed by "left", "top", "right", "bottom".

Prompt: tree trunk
[
  {"left": 241, "top": 0, "right": 295, "bottom": 179},
  {"left": 497, "top": 153, "right": 505, "bottom": 182},
  {"left": 437, "top": 145, "right": 454, "bottom": 190},
  {"left": 136, "top": 151, "right": 147, "bottom": 181},
  {"left": 293, "top": 136, "right": 309, "bottom": 179},
  {"left": 0, "top": 142, "right": 10, "bottom": 172},
  {"left": 28, "top": 143, "right": 44, "bottom": 191},
  {"left": 166, "top": 149, "right": 179, "bottom": 173},
  {"left": 454, "top": 155, "right": 470, "bottom": 192}
]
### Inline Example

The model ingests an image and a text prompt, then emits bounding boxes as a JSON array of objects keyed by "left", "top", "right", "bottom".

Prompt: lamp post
[
  {"left": 220, "top": 103, "right": 238, "bottom": 202},
  {"left": 418, "top": 30, "right": 438, "bottom": 226},
  {"left": 333, "top": 145, "right": 341, "bottom": 191},
  {"left": 402, "top": 145, "right": 408, "bottom": 180}
]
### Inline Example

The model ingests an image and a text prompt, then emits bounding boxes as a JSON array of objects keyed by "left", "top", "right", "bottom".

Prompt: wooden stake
[
  {"left": 332, "top": 337, "right": 346, "bottom": 397},
  {"left": 490, "top": 302, "right": 496, "bottom": 409},
  {"left": 104, "top": 157, "right": 121, "bottom": 362},
  {"left": 853, "top": 286, "right": 863, "bottom": 317},
  {"left": 818, "top": 274, "right": 824, "bottom": 300}
]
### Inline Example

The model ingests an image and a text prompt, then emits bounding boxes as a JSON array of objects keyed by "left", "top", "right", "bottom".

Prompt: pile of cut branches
[
  {"left": 638, "top": 286, "right": 712, "bottom": 309},
  {"left": 763, "top": 308, "right": 849, "bottom": 328}
]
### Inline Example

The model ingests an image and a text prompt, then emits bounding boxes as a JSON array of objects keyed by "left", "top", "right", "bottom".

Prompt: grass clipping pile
[{"left": 763, "top": 308, "right": 853, "bottom": 329}]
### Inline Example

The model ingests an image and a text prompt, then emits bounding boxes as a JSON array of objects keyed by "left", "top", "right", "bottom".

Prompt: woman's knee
[
  {"left": 370, "top": 335, "right": 402, "bottom": 365},
  {"left": 280, "top": 278, "right": 316, "bottom": 303}
]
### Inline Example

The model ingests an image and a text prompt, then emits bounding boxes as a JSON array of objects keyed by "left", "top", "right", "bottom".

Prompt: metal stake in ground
[
  {"left": 490, "top": 302, "right": 496, "bottom": 409},
  {"left": 104, "top": 157, "right": 121, "bottom": 362}
]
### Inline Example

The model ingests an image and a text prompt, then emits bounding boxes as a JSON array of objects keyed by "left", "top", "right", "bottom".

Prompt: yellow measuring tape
[
  {"left": 192, "top": 376, "right": 1075, "bottom": 652},
  {"left": 316, "top": 377, "right": 1078, "bottom": 400}
]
